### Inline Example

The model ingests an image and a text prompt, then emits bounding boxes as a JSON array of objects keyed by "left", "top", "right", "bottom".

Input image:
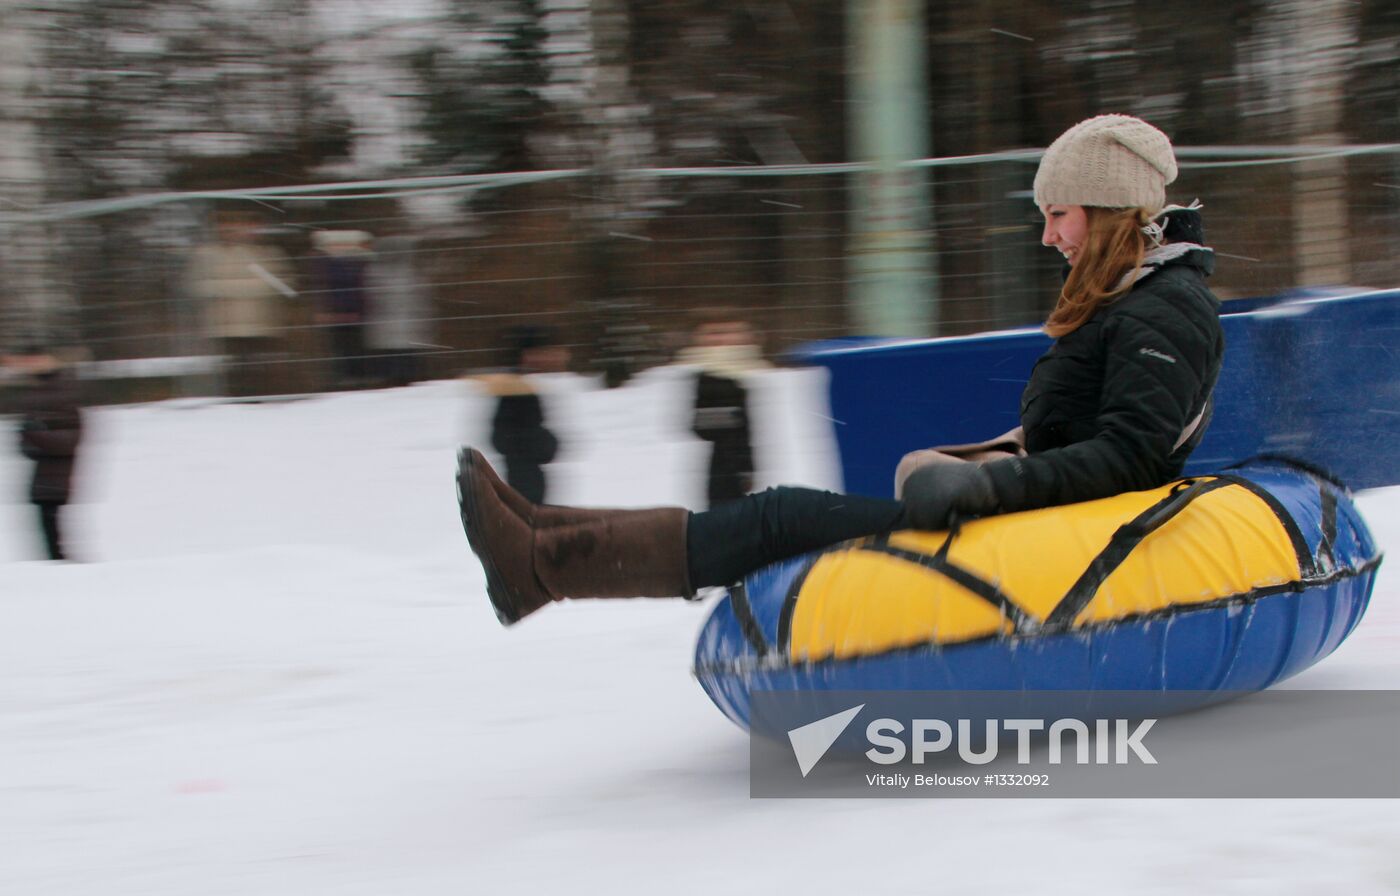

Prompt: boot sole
[{"left": 456, "top": 448, "right": 523, "bottom": 626}]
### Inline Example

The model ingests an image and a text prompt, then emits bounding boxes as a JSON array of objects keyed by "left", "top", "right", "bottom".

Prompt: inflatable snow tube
[{"left": 693, "top": 458, "right": 1382, "bottom": 729}]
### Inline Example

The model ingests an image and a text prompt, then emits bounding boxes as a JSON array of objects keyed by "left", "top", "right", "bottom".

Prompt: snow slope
[{"left": 2, "top": 371, "right": 1397, "bottom": 895}]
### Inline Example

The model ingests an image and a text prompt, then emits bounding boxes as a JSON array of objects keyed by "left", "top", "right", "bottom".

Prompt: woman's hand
[
  {"left": 894, "top": 449, "right": 961, "bottom": 498},
  {"left": 893, "top": 429, "right": 1023, "bottom": 498},
  {"left": 901, "top": 464, "right": 999, "bottom": 530}
]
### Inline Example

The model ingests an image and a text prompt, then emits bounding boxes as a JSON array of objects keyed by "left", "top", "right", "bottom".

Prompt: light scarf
[{"left": 1116, "top": 201, "right": 1213, "bottom": 291}]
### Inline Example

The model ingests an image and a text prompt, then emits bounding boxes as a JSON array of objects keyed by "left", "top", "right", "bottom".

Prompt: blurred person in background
[
  {"left": 676, "top": 310, "right": 769, "bottom": 508},
  {"left": 457, "top": 114, "right": 1226, "bottom": 627},
  {"left": 3, "top": 345, "right": 84, "bottom": 561},
  {"left": 187, "top": 210, "right": 297, "bottom": 398},
  {"left": 366, "top": 233, "right": 432, "bottom": 387},
  {"left": 311, "top": 230, "right": 374, "bottom": 389},
  {"left": 482, "top": 326, "right": 568, "bottom": 504}
]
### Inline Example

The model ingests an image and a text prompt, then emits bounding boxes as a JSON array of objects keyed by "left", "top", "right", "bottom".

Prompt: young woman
[{"left": 456, "top": 114, "right": 1225, "bottom": 626}]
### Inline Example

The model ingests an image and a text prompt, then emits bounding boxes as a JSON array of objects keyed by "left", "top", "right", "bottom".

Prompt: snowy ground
[{"left": 2, "top": 370, "right": 1397, "bottom": 895}]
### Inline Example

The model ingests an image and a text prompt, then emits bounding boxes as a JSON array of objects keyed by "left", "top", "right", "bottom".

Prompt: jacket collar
[
  {"left": 1126, "top": 241, "right": 1215, "bottom": 286},
  {"left": 1140, "top": 205, "right": 1214, "bottom": 278},
  {"left": 1058, "top": 206, "right": 1215, "bottom": 285}
]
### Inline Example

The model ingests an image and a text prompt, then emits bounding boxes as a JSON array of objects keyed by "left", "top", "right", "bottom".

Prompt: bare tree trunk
[
  {"left": 1262, "top": 0, "right": 1358, "bottom": 286},
  {"left": 0, "top": 1, "right": 69, "bottom": 346},
  {"left": 584, "top": 0, "right": 655, "bottom": 224}
]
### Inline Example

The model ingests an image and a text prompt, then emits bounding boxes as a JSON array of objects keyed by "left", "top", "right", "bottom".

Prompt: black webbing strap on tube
[
  {"left": 1212, "top": 473, "right": 1319, "bottom": 578},
  {"left": 1044, "top": 478, "right": 1236, "bottom": 630},
  {"left": 726, "top": 581, "right": 771, "bottom": 658},
  {"left": 863, "top": 535, "right": 1038, "bottom": 634}
]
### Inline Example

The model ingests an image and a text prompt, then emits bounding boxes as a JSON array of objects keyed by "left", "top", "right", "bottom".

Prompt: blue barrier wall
[{"left": 794, "top": 288, "right": 1400, "bottom": 495}]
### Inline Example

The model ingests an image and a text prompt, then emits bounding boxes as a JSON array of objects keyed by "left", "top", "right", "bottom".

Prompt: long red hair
[{"left": 1044, "top": 207, "right": 1151, "bottom": 338}]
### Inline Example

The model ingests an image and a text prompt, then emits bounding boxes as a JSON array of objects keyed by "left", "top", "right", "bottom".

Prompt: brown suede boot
[
  {"left": 457, "top": 449, "right": 693, "bottom": 625},
  {"left": 534, "top": 509, "right": 691, "bottom": 600}
]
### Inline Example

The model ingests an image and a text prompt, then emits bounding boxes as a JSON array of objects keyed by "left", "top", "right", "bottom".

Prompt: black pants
[
  {"left": 35, "top": 501, "right": 65, "bottom": 560},
  {"left": 220, "top": 336, "right": 276, "bottom": 398},
  {"left": 375, "top": 350, "right": 423, "bottom": 387},
  {"left": 327, "top": 324, "right": 366, "bottom": 385},
  {"left": 685, "top": 486, "right": 907, "bottom": 588},
  {"left": 706, "top": 468, "right": 752, "bottom": 508},
  {"left": 504, "top": 460, "right": 548, "bottom": 505}
]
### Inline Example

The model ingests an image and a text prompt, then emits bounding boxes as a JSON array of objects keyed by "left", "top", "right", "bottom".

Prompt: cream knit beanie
[{"left": 1033, "top": 114, "right": 1177, "bottom": 212}]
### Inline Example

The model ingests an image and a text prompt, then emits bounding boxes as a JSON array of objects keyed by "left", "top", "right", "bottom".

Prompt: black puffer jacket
[
  {"left": 693, "top": 371, "right": 756, "bottom": 505},
  {"left": 983, "top": 211, "right": 1224, "bottom": 512},
  {"left": 16, "top": 370, "right": 85, "bottom": 504},
  {"left": 489, "top": 388, "right": 558, "bottom": 505}
]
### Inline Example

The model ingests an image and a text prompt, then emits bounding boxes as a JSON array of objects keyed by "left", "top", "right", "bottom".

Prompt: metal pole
[{"left": 846, "top": 0, "right": 936, "bottom": 337}]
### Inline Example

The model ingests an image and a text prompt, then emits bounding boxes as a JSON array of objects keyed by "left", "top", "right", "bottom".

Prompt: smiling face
[
  {"left": 1041, "top": 204, "right": 1090, "bottom": 266},
  {"left": 694, "top": 320, "right": 754, "bottom": 349}
]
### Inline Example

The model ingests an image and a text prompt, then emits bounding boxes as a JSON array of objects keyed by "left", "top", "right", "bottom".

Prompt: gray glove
[{"left": 901, "top": 463, "right": 999, "bottom": 530}]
